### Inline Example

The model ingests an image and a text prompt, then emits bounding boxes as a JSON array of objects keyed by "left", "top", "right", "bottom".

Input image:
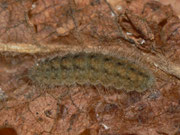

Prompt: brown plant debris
[{"left": 0, "top": 0, "right": 180, "bottom": 135}]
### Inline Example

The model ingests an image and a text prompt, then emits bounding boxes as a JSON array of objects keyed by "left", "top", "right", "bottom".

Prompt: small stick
[{"left": 0, "top": 42, "right": 179, "bottom": 80}]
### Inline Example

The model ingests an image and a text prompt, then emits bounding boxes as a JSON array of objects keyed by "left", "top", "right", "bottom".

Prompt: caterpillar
[{"left": 28, "top": 50, "right": 155, "bottom": 93}]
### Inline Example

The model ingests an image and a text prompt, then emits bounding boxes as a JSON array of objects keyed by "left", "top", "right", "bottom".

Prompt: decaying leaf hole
[
  {"left": 0, "top": 127, "right": 17, "bottom": 135},
  {"left": 28, "top": 49, "right": 155, "bottom": 93}
]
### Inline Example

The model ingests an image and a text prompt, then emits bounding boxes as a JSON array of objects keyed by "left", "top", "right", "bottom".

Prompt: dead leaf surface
[{"left": 0, "top": 0, "right": 180, "bottom": 135}]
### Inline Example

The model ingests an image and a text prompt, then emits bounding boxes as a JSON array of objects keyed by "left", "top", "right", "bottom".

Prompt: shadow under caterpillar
[{"left": 28, "top": 51, "right": 155, "bottom": 93}]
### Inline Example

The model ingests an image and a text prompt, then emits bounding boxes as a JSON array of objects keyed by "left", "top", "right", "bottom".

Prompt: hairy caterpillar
[{"left": 28, "top": 50, "right": 155, "bottom": 92}]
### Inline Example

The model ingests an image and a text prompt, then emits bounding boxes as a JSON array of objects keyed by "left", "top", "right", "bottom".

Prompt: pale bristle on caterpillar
[{"left": 28, "top": 51, "right": 155, "bottom": 93}]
